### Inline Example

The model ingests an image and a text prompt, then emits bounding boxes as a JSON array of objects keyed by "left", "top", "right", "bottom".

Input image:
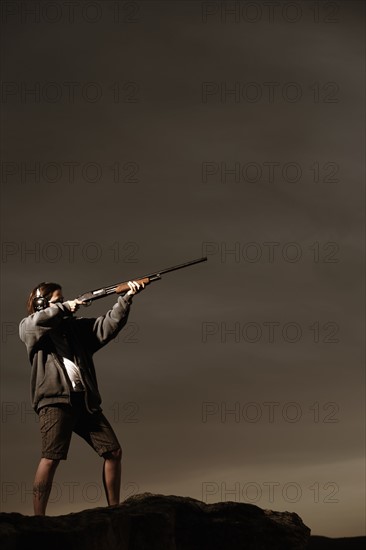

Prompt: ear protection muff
[{"left": 33, "top": 286, "right": 49, "bottom": 311}]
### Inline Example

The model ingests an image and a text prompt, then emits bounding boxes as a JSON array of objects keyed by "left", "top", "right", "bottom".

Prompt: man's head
[{"left": 27, "top": 282, "right": 63, "bottom": 315}]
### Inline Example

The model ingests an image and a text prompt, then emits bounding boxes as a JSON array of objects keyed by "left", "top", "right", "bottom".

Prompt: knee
[{"left": 104, "top": 448, "right": 122, "bottom": 462}]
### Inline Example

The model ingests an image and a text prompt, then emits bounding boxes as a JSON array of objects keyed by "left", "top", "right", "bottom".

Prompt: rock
[{"left": 0, "top": 492, "right": 310, "bottom": 550}]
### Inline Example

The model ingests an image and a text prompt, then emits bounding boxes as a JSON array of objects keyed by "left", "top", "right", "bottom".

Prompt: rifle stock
[{"left": 77, "top": 257, "right": 207, "bottom": 305}]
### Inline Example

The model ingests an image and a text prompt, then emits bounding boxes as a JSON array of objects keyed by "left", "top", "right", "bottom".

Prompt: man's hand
[
  {"left": 126, "top": 280, "right": 145, "bottom": 296},
  {"left": 65, "top": 299, "right": 84, "bottom": 312}
]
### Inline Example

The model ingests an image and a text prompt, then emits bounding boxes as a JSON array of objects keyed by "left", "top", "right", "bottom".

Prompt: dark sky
[{"left": 0, "top": 0, "right": 364, "bottom": 538}]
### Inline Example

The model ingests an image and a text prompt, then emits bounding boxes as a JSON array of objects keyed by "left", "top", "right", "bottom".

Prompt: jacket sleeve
[
  {"left": 88, "top": 294, "right": 133, "bottom": 348},
  {"left": 19, "top": 302, "right": 73, "bottom": 352}
]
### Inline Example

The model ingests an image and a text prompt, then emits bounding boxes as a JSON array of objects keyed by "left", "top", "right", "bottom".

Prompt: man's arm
[
  {"left": 86, "top": 280, "right": 145, "bottom": 348},
  {"left": 19, "top": 302, "right": 74, "bottom": 350}
]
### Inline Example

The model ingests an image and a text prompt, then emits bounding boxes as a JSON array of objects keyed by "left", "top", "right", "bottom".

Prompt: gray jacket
[{"left": 19, "top": 295, "right": 132, "bottom": 413}]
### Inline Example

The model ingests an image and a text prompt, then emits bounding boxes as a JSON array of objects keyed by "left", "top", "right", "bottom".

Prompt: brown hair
[{"left": 26, "top": 282, "right": 62, "bottom": 315}]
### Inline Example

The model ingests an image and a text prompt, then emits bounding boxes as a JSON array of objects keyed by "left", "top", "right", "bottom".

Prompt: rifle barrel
[
  {"left": 151, "top": 256, "right": 207, "bottom": 277},
  {"left": 78, "top": 256, "right": 207, "bottom": 302}
]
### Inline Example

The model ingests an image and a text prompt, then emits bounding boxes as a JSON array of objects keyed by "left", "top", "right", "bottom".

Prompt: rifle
[{"left": 77, "top": 256, "right": 207, "bottom": 305}]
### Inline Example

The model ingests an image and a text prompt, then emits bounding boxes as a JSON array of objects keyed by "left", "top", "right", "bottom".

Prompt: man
[{"left": 19, "top": 279, "right": 145, "bottom": 515}]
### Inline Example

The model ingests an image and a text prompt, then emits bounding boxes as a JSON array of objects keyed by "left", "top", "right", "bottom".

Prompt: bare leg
[
  {"left": 33, "top": 458, "right": 60, "bottom": 516},
  {"left": 102, "top": 448, "right": 122, "bottom": 506}
]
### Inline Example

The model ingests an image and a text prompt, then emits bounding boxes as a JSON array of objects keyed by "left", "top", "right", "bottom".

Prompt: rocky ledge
[{"left": 0, "top": 492, "right": 311, "bottom": 549}]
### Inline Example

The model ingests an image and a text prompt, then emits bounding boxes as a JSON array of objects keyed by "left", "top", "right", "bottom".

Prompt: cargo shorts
[{"left": 38, "top": 392, "right": 121, "bottom": 460}]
